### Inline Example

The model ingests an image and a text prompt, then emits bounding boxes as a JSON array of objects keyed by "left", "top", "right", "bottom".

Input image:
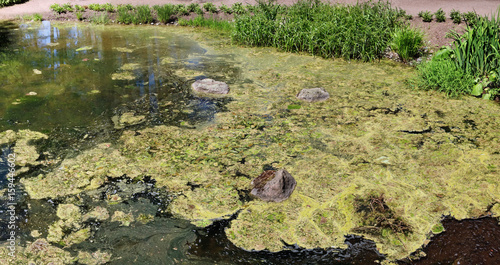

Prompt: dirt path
[{"left": 1, "top": 0, "right": 499, "bottom": 20}]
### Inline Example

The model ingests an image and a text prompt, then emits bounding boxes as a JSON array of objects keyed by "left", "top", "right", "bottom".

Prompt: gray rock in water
[
  {"left": 296, "top": 87, "right": 329, "bottom": 102},
  {"left": 191, "top": 78, "right": 229, "bottom": 94},
  {"left": 250, "top": 169, "right": 296, "bottom": 202}
]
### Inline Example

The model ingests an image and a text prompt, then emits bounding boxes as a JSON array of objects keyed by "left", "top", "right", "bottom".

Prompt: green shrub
[
  {"left": 463, "top": 11, "right": 479, "bottom": 26},
  {"left": 246, "top": 4, "right": 257, "bottom": 13},
  {"left": 187, "top": 3, "right": 201, "bottom": 13},
  {"left": 233, "top": 0, "right": 405, "bottom": 61},
  {"left": 103, "top": 3, "right": 115, "bottom": 12},
  {"left": 62, "top": 3, "right": 73, "bottom": 12},
  {"left": 450, "top": 9, "right": 461, "bottom": 24},
  {"left": 175, "top": 4, "right": 190, "bottom": 16},
  {"left": 155, "top": 4, "right": 175, "bottom": 23},
  {"left": 88, "top": 4, "right": 103, "bottom": 11},
  {"left": 232, "top": 3, "right": 246, "bottom": 14},
  {"left": 32, "top": 13, "right": 43, "bottom": 21},
  {"left": 203, "top": 2, "right": 218, "bottom": 13},
  {"left": 419, "top": 11, "right": 433, "bottom": 22},
  {"left": 434, "top": 8, "right": 446, "bottom": 22},
  {"left": 219, "top": 4, "right": 232, "bottom": 14},
  {"left": 178, "top": 15, "right": 233, "bottom": 31},
  {"left": 74, "top": 5, "right": 85, "bottom": 12},
  {"left": 89, "top": 13, "right": 110, "bottom": 24},
  {"left": 0, "top": 0, "right": 25, "bottom": 7},
  {"left": 50, "top": 4, "right": 66, "bottom": 14},
  {"left": 390, "top": 26, "right": 424, "bottom": 62}
]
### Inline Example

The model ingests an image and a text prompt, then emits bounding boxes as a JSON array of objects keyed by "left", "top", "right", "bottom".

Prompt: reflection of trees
[{"left": 0, "top": 21, "right": 16, "bottom": 50}]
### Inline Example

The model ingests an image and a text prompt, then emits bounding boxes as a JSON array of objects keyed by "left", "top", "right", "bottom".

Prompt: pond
[{"left": 0, "top": 21, "right": 499, "bottom": 264}]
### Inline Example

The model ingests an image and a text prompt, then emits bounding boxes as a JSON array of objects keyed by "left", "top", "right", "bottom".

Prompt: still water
[{"left": 0, "top": 21, "right": 385, "bottom": 264}]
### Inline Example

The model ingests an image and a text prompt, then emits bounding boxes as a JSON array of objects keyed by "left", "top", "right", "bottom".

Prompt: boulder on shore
[
  {"left": 250, "top": 169, "right": 296, "bottom": 202},
  {"left": 191, "top": 78, "right": 229, "bottom": 94},
  {"left": 296, "top": 87, "right": 329, "bottom": 102}
]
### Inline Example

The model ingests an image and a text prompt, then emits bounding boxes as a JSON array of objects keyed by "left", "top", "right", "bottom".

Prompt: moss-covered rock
[{"left": 0, "top": 239, "right": 74, "bottom": 265}]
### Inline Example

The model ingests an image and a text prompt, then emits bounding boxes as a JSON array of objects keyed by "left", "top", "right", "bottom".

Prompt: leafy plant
[
  {"left": 450, "top": 9, "right": 461, "bottom": 24},
  {"left": 175, "top": 4, "right": 190, "bottom": 16},
  {"left": 420, "top": 11, "right": 433, "bottom": 22},
  {"left": 50, "top": 4, "right": 66, "bottom": 14},
  {"left": 62, "top": 3, "right": 73, "bottom": 12},
  {"left": 187, "top": 3, "right": 202, "bottom": 13},
  {"left": 76, "top": 11, "right": 84, "bottom": 21},
  {"left": 232, "top": 3, "right": 246, "bottom": 14},
  {"left": 434, "top": 8, "right": 446, "bottom": 22},
  {"left": 32, "top": 13, "right": 43, "bottom": 21},
  {"left": 0, "top": 0, "right": 25, "bottom": 7},
  {"left": 390, "top": 26, "right": 424, "bottom": 62},
  {"left": 155, "top": 4, "right": 175, "bottom": 23},
  {"left": 88, "top": 4, "right": 103, "bottom": 11},
  {"left": 203, "top": 2, "right": 218, "bottom": 13},
  {"left": 102, "top": 3, "right": 115, "bottom": 12},
  {"left": 462, "top": 11, "right": 478, "bottom": 26},
  {"left": 219, "top": 4, "right": 232, "bottom": 14},
  {"left": 74, "top": 5, "right": 85, "bottom": 12}
]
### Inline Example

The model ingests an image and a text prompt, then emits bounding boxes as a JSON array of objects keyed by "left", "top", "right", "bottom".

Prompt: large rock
[
  {"left": 250, "top": 169, "right": 296, "bottom": 202},
  {"left": 191, "top": 78, "right": 229, "bottom": 94},
  {"left": 296, "top": 87, "right": 329, "bottom": 102}
]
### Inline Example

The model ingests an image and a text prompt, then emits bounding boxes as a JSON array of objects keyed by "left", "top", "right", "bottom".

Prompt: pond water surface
[{"left": 0, "top": 21, "right": 499, "bottom": 265}]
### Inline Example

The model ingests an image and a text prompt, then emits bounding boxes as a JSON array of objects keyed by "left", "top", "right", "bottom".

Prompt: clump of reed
[{"left": 232, "top": 0, "right": 406, "bottom": 61}]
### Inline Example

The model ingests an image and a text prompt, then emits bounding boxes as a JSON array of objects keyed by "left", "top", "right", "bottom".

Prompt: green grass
[
  {"left": 220, "top": 4, "right": 232, "bottom": 14},
  {"left": 233, "top": 0, "right": 406, "bottom": 62},
  {"left": 390, "top": 26, "right": 424, "bottom": 62},
  {"left": 232, "top": 3, "right": 247, "bottom": 14},
  {"left": 133, "top": 5, "right": 153, "bottom": 24},
  {"left": 175, "top": 4, "right": 190, "bottom": 16},
  {"left": 62, "top": 3, "right": 73, "bottom": 12},
  {"left": 102, "top": 3, "right": 115, "bottom": 12},
  {"left": 76, "top": 11, "right": 84, "bottom": 21},
  {"left": 178, "top": 15, "right": 234, "bottom": 31},
  {"left": 154, "top": 4, "right": 176, "bottom": 23},
  {"left": 89, "top": 13, "right": 110, "bottom": 24},
  {"left": 415, "top": 58, "right": 475, "bottom": 98}
]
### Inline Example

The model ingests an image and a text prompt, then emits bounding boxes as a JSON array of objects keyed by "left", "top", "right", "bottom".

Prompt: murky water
[{"left": 0, "top": 21, "right": 499, "bottom": 264}]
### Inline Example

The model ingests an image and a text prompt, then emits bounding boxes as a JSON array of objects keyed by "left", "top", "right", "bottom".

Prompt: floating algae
[{"left": 3, "top": 24, "right": 500, "bottom": 264}]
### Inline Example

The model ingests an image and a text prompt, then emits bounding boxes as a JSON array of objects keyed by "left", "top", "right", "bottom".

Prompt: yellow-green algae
[
  {"left": 18, "top": 28, "right": 500, "bottom": 262},
  {"left": 0, "top": 239, "right": 74, "bottom": 265}
]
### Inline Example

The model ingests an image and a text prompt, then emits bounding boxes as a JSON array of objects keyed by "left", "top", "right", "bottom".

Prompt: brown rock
[{"left": 250, "top": 169, "right": 296, "bottom": 202}]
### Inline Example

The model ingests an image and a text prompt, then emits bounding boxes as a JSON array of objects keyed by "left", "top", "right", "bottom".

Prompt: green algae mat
[{"left": 1, "top": 22, "right": 499, "bottom": 264}]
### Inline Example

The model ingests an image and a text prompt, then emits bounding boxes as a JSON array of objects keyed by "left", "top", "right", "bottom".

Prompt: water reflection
[{"left": 0, "top": 21, "right": 239, "bottom": 131}]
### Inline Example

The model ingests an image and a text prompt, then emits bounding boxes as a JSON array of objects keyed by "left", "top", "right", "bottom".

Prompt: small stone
[
  {"left": 296, "top": 87, "right": 330, "bottom": 102},
  {"left": 250, "top": 169, "right": 296, "bottom": 202},
  {"left": 26, "top": 91, "right": 37, "bottom": 96},
  {"left": 33, "top": 69, "right": 42, "bottom": 75},
  {"left": 191, "top": 78, "right": 230, "bottom": 94}
]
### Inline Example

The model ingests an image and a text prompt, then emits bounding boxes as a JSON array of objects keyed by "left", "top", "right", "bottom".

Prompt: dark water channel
[{"left": 0, "top": 21, "right": 498, "bottom": 264}]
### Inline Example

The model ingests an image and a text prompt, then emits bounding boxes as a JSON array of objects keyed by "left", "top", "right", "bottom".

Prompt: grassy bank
[{"left": 415, "top": 10, "right": 500, "bottom": 100}]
